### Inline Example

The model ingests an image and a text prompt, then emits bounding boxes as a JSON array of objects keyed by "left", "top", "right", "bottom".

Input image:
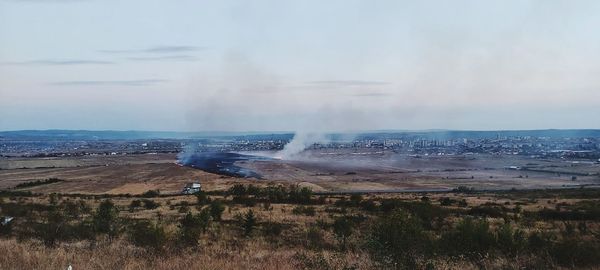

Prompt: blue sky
[{"left": 1, "top": 0, "right": 599, "bottom": 132}]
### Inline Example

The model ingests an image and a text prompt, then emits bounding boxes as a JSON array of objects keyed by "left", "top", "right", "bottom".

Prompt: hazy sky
[{"left": 1, "top": 0, "right": 599, "bottom": 132}]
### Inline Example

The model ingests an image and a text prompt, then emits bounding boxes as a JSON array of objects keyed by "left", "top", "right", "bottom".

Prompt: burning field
[
  {"left": 1, "top": 148, "right": 599, "bottom": 195},
  {"left": 232, "top": 149, "right": 600, "bottom": 192}
]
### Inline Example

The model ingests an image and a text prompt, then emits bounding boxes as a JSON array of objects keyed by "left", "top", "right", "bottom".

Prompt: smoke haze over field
[
  {"left": 276, "top": 132, "right": 331, "bottom": 159},
  {"left": 1, "top": 1, "right": 600, "bottom": 132}
]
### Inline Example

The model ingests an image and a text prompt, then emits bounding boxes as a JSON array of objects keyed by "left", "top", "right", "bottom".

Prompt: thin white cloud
[
  {"left": 126, "top": 55, "right": 198, "bottom": 62},
  {"left": 99, "top": 46, "right": 206, "bottom": 54},
  {"left": 49, "top": 79, "right": 169, "bottom": 86},
  {"left": 307, "top": 80, "right": 391, "bottom": 86},
  {"left": 2, "top": 59, "right": 114, "bottom": 65}
]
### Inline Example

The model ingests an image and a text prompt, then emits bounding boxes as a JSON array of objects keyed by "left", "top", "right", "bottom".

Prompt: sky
[{"left": 1, "top": 0, "right": 599, "bottom": 132}]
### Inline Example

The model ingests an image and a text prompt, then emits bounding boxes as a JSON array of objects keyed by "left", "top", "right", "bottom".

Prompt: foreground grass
[
  {"left": 0, "top": 238, "right": 373, "bottom": 270},
  {"left": 1, "top": 186, "right": 600, "bottom": 269}
]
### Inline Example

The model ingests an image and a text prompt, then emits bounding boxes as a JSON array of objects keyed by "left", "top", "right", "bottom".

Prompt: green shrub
[
  {"left": 359, "top": 199, "right": 377, "bottom": 212},
  {"left": 292, "top": 206, "right": 316, "bottom": 216},
  {"left": 93, "top": 200, "right": 119, "bottom": 238},
  {"left": 195, "top": 191, "right": 211, "bottom": 205},
  {"left": 550, "top": 237, "right": 600, "bottom": 267},
  {"left": 141, "top": 199, "right": 160, "bottom": 210},
  {"left": 209, "top": 200, "right": 225, "bottom": 221},
  {"left": 242, "top": 210, "right": 257, "bottom": 237},
  {"left": 495, "top": 223, "right": 526, "bottom": 255},
  {"left": 0, "top": 219, "right": 12, "bottom": 236},
  {"left": 306, "top": 225, "right": 326, "bottom": 249},
  {"left": 349, "top": 194, "right": 363, "bottom": 206},
  {"left": 178, "top": 203, "right": 190, "bottom": 213},
  {"left": 439, "top": 218, "right": 496, "bottom": 260},
  {"left": 128, "top": 220, "right": 168, "bottom": 251},
  {"left": 129, "top": 200, "right": 142, "bottom": 211},
  {"left": 332, "top": 216, "right": 352, "bottom": 248},
  {"left": 367, "top": 210, "right": 431, "bottom": 269},
  {"left": 178, "top": 212, "right": 203, "bottom": 247},
  {"left": 141, "top": 190, "right": 160, "bottom": 198},
  {"left": 263, "top": 221, "right": 283, "bottom": 237}
]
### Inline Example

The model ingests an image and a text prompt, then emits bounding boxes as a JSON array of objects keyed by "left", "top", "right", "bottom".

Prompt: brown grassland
[
  {"left": 1, "top": 186, "right": 600, "bottom": 269},
  {"left": 1, "top": 154, "right": 600, "bottom": 269}
]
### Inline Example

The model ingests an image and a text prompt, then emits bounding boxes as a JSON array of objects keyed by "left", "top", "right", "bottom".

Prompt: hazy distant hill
[
  {"left": 0, "top": 130, "right": 290, "bottom": 140},
  {"left": 0, "top": 129, "right": 599, "bottom": 141}
]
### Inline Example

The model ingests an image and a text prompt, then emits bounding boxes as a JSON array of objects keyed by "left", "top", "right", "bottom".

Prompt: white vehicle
[{"left": 182, "top": 182, "right": 202, "bottom": 194}]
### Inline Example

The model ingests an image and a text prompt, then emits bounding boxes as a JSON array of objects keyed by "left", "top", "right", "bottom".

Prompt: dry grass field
[
  {"left": 1, "top": 153, "right": 600, "bottom": 269},
  {"left": 1, "top": 152, "right": 598, "bottom": 195},
  {"left": 1, "top": 186, "right": 600, "bottom": 269}
]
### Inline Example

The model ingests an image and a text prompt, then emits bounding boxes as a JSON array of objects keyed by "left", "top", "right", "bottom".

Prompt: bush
[
  {"left": 232, "top": 195, "right": 256, "bottom": 207},
  {"left": 141, "top": 190, "right": 160, "bottom": 198},
  {"left": 332, "top": 216, "right": 352, "bottom": 248},
  {"left": 178, "top": 202, "right": 190, "bottom": 213},
  {"left": 178, "top": 212, "right": 204, "bottom": 247},
  {"left": 93, "top": 200, "right": 119, "bottom": 238},
  {"left": 263, "top": 221, "right": 283, "bottom": 237},
  {"left": 141, "top": 199, "right": 160, "bottom": 210},
  {"left": 367, "top": 210, "right": 431, "bottom": 269},
  {"left": 36, "top": 205, "right": 68, "bottom": 247},
  {"left": 439, "top": 197, "right": 454, "bottom": 206},
  {"left": 228, "top": 184, "right": 247, "bottom": 196},
  {"left": 129, "top": 200, "right": 142, "bottom": 211},
  {"left": 549, "top": 237, "right": 600, "bottom": 267},
  {"left": 527, "top": 230, "right": 555, "bottom": 253},
  {"left": 292, "top": 206, "right": 316, "bottom": 216},
  {"left": 306, "top": 225, "right": 325, "bottom": 249},
  {"left": 349, "top": 194, "right": 363, "bottom": 206},
  {"left": 468, "top": 205, "right": 507, "bottom": 218},
  {"left": 128, "top": 220, "right": 168, "bottom": 251},
  {"left": 0, "top": 218, "right": 12, "bottom": 236},
  {"left": 438, "top": 218, "right": 496, "bottom": 260},
  {"left": 209, "top": 200, "right": 225, "bottom": 221},
  {"left": 495, "top": 223, "right": 526, "bottom": 255},
  {"left": 14, "top": 178, "right": 63, "bottom": 189},
  {"left": 242, "top": 210, "right": 257, "bottom": 237},
  {"left": 195, "top": 191, "right": 211, "bottom": 205}
]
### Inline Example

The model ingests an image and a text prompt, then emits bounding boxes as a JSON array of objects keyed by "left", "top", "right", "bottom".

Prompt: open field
[
  {"left": 0, "top": 154, "right": 270, "bottom": 194},
  {"left": 242, "top": 151, "right": 600, "bottom": 191},
  {"left": 1, "top": 151, "right": 598, "bottom": 195},
  {"left": 1, "top": 152, "right": 600, "bottom": 269}
]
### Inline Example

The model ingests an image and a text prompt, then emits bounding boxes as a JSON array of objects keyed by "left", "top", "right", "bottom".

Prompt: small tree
[
  {"left": 332, "top": 216, "right": 352, "bottom": 248},
  {"left": 209, "top": 200, "right": 225, "bottom": 221},
  {"left": 242, "top": 210, "right": 257, "bottom": 237},
  {"left": 197, "top": 208, "right": 211, "bottom": 233},
  {"left": 178, "top": 212, "right": 202, "bottom": 247},
  {"left": 37, "top": 205, "right": 67, "bottom": 247},
  {"left": 367, "top": 210, "right": 431, "bottom": 268},
  {"left": 129, "top": 200, "right": 142, "bottom": 211},
  {"left": 93, "top": 200, "right": 119, "bottom": 238},
  {"left": 349, "top": 194, "right": 363, "bottom": 206},
  {"left": 128, "top": 220, "right": 167, "bottom": 251},
  {"left": 439, "top": 218, "right": 496, "bottom": 260},
  {"left": 195, "top": 191, "right": 211, "bottom": 205}
]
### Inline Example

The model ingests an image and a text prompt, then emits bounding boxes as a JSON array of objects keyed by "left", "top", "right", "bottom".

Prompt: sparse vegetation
[
  {"left": 14, "top": 178, "right": 63, "bottom": 189},
  {"left": 0, "top": 187, "right": 599, "bottom": 269}
]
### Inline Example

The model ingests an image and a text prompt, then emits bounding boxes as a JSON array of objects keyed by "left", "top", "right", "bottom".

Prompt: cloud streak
[
  {"left": 351, "top": 92, "right": 392, "bottom": 97},
  {"left": 49, "top": 79, "right": 169, "bottom": 86},
  {"left": 2, "top": 59, "right": 114, "bottom": 66},
  {"left": 99, "top": 46, "right": 205, "bottom": 54},
  {"left": 307, "top": 80, "right": 391, "bottom": 86},
  {"left": 126, "top": 55, "right": 198, "bottom": 62}
]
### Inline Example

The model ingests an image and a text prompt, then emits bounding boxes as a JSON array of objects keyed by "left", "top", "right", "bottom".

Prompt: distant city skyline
[{"left": 1, "top": 0, "right": 599, "bottom": 132}]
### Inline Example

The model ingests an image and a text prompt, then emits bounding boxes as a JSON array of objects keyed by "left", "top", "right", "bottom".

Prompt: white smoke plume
[{"left": 276, "top": 132, "right": 331, "bottom": 160}]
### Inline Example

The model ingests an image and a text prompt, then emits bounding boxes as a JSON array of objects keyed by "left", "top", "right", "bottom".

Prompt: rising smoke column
[{"left": 276, "top": 132, "right": 330, "bottom": 159}]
